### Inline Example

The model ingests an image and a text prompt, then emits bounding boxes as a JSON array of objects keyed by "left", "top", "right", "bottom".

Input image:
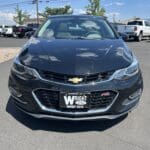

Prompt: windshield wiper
[
  {"left": 74, "top": 37, "right": 103, "bottom": 40},
  {"left": 74, "top": 37, "right": 87, "bottom": 39}
]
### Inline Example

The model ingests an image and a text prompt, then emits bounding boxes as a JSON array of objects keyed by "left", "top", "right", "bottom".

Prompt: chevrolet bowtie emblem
[{"left": 68, "top": 77, "right": 83, "bottom": 84}]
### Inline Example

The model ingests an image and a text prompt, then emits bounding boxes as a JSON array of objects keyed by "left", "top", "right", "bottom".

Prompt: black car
[
  {"left": 25, "top": 24, "right": 40, "bottom": 38},
  {"left": 27, "top": 23, "right": 40, "bottom": 30},
  {"left": 9, "top": 15, "right": 143, "bottom": 121},
  {"left": 13, "top": 26, "right": 34, "bottom": 38}
]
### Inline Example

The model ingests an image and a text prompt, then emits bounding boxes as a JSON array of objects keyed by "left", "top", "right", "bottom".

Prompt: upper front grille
[{"left": 38, "top": 70, "right": 114, "bottom": 84}]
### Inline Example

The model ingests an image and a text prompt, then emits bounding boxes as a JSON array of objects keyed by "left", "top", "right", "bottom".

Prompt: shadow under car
[{"left": 6, "top": 96, "right": 127, "bottom": 132}]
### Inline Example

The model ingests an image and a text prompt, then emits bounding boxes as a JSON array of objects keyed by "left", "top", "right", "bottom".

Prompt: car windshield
[
  {"left": 127, "top": 21, "right": 143, "bottom": 25},
  {"left": 37, "top": 17, "right": 116, "bottom": 40}
]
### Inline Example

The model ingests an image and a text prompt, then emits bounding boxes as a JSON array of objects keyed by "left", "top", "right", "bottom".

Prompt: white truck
[
  {"left": 2, "top": 25, "right": 16, "bottom": 37},
  {"left": 0, "top": 25, "right": 3, "bottom": 36},
  {"left": 117, "top": 20, "right": 150, "bottom": 41}
]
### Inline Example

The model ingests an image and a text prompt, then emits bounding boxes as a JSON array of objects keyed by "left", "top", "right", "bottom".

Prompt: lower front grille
[
  {"left": 34, "top": 89, "right": 59, "bottom": 109},
  {"left": 90, "top": 91, "right": 117, "bottom": 109},
  {"left": 34, "top": 89, "right": 117, "bottom": 111}
]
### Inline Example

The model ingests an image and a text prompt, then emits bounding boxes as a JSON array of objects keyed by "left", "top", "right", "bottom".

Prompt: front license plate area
[{"left": 60, "top": 93, "right": 89, "bottom": 109}]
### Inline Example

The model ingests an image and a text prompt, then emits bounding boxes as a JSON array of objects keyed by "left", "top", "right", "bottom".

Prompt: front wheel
[
  {"left": 18, "top": 34, "right": 24, "bottom": 38},
  {"left": 135, "top": 33, "right": 142, "bottom": 42}
]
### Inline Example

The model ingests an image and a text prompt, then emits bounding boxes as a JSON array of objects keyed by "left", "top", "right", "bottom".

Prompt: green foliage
[
  {"left": 13, "top": 5, "right": 30, "bottom": 25},
  {"left": 39, "top": 5, "right": 73, "bottom": 18},
  {"left": 86, "top": 0, "right": 105, "bottom": 16}
]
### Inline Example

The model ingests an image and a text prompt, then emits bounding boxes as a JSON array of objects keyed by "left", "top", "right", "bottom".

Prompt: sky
[{"left": 0, "top": 0, "right": 150, "bottom": 25}]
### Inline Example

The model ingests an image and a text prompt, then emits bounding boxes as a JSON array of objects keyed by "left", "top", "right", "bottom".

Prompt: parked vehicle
[
  {"left": 9, "top": 15, "right": 143, "bottom": 121},
  {"left": 110, "top": 22, "right": 126, "bottom": 31},
  {"left": 118, "top": 19, "right": 150, "bottom": 41},
  {"left": 13, "top": 26, "right": 34, "bottom": 38},
  {"left": 25, "top": 23, "right": 40, "bottom": 38},
  {"left": 25, "top": 30, "right": 35, "bottom": 39},
  {"left": 27, "top": 23, "right": 39, "bottom": 31},
  {"left": 110, "top": 23, "right": 129, "bottom": 41},
  {"left": 2, "top": 25, "right": 16, "bottom": 37},
  {"left": 0, "top": 25, "right": 3, "bottom": 36}
]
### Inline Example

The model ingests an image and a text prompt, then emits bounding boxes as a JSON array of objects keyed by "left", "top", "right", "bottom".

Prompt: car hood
[{"left": 20, "top": 37, "right": 133, "bottom": 75}]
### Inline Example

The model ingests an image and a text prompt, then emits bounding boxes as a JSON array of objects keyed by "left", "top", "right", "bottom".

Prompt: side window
[
  {"left": 138, "top": 21, "right": 143, "bottom": 26},
  {"left": 145, "top": 21, "right": 150, "bottom": 27}
]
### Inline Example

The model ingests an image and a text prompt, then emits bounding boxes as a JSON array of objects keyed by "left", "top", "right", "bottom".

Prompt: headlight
[
  {"left": 113, "top": 56, "right": 139, "bottom": 80},
  {"left": 12, "top": 57, "right": 39, "bottom": 80}
]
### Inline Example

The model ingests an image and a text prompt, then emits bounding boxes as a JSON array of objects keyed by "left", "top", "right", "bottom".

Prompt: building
[{"left": 24, "top": 18, "right": 45, "bottom": 25}]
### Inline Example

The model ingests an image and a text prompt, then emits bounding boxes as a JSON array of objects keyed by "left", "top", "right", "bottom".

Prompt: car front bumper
[
  {"left": 125, "top": 32, "right": 139, "bottom": 38},
  {"left": 8, "top": 70, "right": 143, "bottom": 121}
]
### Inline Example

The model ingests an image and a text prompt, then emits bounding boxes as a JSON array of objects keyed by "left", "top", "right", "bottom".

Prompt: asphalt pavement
[
  {"left": 0, "top": 37, "right": 27, "bottom": 47},
  {"left": 0, "top": 39, "right": 150, "bottom": 150}
]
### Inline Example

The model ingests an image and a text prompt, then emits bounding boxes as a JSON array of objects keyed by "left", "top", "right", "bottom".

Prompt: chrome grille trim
[{"left": 37, "top": 70, "right": 114, "bottom": 84}]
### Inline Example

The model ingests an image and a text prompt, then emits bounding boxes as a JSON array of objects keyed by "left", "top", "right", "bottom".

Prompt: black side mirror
[{"left": 118, "top": 32, "right": 129, "bottom": 41}]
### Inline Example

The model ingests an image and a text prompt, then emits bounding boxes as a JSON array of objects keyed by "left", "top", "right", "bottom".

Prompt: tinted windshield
[
  {"left": 37, "top": 17, "right": 116, "bottom": 40},
  {"left": 127, "top": 21, "right": 143, "bottom": 25}
]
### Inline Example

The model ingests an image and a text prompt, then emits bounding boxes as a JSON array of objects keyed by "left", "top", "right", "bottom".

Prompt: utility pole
[
  {"left": 113, "top": 14, "right": 116, "bottom": 23},
  {"left": 36, "top": 0, "right": 39, "bottom": 25},
  {"left": 32, "top": 0, "right": 39, "bottom": 24}
]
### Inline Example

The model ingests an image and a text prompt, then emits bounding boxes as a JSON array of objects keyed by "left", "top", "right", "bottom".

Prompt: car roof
[
  {"left": 128, "top": 20, "right": 143, "bottom": 22},
  {"left": 48, "top": 15, "right": 106, "bottom": 20}
]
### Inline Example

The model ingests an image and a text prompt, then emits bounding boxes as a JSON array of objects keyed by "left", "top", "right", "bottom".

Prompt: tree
[
  {"left": 13, "top": 5, "right": 30, "bottom": 25},
  {"left": 39, "top": 5, "right": 73, "bottom": 18},
  {"left": 86, "top": 0, "right": 105, "bottom": 16}
]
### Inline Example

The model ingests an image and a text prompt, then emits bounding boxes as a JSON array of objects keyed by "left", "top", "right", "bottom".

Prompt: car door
[
  {"left": 144, "top": 21, "right": 150, "bottom": 36},
  {"left": 0, "top": 26, "right": 2, "bottom": 34},
  {"left": 146, "top": 21, "right": 150, "bottom": 36}
]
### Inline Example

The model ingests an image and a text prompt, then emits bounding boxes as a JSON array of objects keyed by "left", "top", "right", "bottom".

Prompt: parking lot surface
[
  {"left": 0, "top": 37, "right": 27, "bottom": 47},
  {"left": 0, "top": 39, "right": 150, "bottom": 150}
]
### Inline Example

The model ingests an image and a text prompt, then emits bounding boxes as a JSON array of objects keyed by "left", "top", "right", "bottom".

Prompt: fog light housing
[
  {"left": 122, "top": 89, "right": 142, "bottom": 106},
  {"left": 129, "top": 89, "right": 142, "bottom": 100},
  {"left": 9, "top": 87, "right": 28, "bottom": 105},
  {"left": 9, "top": 87, "right": 22, "bottom": 98}
]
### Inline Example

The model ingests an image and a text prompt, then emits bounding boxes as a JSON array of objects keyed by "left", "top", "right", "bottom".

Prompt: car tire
[
  {"left": 13, "top": 33, "right": 17, "bottom": 38},
  {"left": 135, "top": 33, "right": 142, "bottom": 42},
  {"left": 18, "top": 35, "right": 24, "bottom": 38}
]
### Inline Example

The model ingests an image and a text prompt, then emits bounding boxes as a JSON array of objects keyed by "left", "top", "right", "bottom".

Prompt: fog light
[
  {"left": 122, "top": 89, "right": 142, "bottom": 106},
  {"left": 9, "top": 87, "right": 22, "bottom": 98},
  {"left": 129, "top": 89, "right": 142, "bottom": 100}
]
